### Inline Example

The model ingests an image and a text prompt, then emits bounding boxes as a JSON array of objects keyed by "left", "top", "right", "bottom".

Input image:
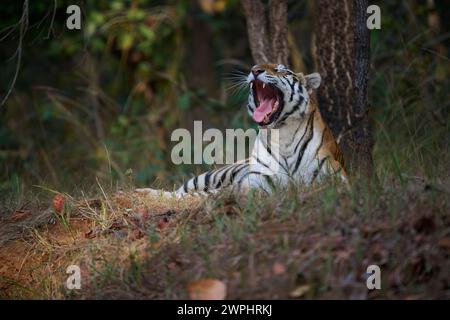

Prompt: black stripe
[
  {"left": 263, "top": 175, "right": 277, "bottom": 192},
  {"left": 256, "top": 156, "right": 272, "bottom": 170},
  {"left": 278, "top": 104, "right": 299, "bottom": 123},
  {"left": 279, "top": 95, "right": 305, "bottom": 124},
  {"left": 265, "top": 131, "right": 272, "bottom": 155},
  {"left": 193, "top": 176, "right": 198, "bottom": 190},
  {"left": 289, "top": 121, "right": 302, "bottom": 145},
  {"left": 230, "top": 164, "right": 247, "bottom": 183},
  {"left": 283, "top": 158, "right": 290, "bottom": 173},
  {"left": 289, "top": 78, "right": 297, "bottom": 102},
  {"left": 313, "top": 128, "right": 326, "bottom": 160},
  {"left": 293, "top": 111, "right": 315, "bottom": 155},
  {"left": 211, "top": 165, "right": 231, "bottom": 187},
  {"left": 236, "top": 170, "right": 266, "bottom": 186},
  {"left": 215, "top": 167, "right": 232, "bottom": 189},
  {"left": 183, "top": 181, "right": 188, "bottom": 193},
  {"left": 311, "top": 157, "right": 329, "bottom": 183},
  {"left": 296, "top": 95, "right": 305, "bottom": 108},
  {"left": 293, "top": 111, "right": 315, "bottom": 174},
  {"left": 278, "top": 77, "right": 289, "bottom": 89},
  {"left": 203, "top": 171, "right": 211, "bottom": 191},
  {"left": 260, "top": 154, "right": 286, "bottom": 173}
]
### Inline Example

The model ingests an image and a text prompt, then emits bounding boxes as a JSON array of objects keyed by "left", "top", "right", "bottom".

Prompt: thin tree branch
[
  {"left": 46, "top": 0, "right": 58, "bottom": 39},
  {"left": 1, "top": 0, "right": 28, "bottom": 108}
]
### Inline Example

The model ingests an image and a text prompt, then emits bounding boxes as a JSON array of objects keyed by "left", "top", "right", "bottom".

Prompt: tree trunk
[
  {"left": 314, "top": 0, "right": 373, "bottom": 177},
  {"left": 268, "top": 0, "right": 289, "bottom": 65},
  {"left": 241, "top": 0, "right": 289, "bottom": 65}
]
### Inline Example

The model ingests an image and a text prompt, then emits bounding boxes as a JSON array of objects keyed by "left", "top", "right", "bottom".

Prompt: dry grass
[{"left": 0, "top": 174, "right": 449, "bottom": 299}]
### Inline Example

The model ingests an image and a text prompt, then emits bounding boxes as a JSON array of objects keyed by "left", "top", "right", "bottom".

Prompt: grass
[{"left": 0, "top": 166, "right": 449, "bottom": 299}]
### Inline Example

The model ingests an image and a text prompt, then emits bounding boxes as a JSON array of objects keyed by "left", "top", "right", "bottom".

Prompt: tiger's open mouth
[{"left": 251, "top": 80, "right": 284, "bottom": 125}]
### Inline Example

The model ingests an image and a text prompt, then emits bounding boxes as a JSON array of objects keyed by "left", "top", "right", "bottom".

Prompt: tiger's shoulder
[{"left": 311, "top": 100, "right": 347, "bottom": 178}]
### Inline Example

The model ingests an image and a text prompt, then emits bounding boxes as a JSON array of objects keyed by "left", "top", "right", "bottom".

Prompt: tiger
[{"left": 137, "top": 63, "right": 346, "bottom": 197}]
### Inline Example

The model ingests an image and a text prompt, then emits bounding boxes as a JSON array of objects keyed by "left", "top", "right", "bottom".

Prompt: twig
[
  {"left": 46, "top": 0, "right": 58, "bottom": 39},
  {"left": 0, "top": 0, "right": 29, "bottom": 107}
]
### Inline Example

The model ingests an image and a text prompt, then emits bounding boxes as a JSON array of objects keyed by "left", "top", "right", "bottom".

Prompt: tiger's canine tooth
[{"left": 263, "top": 83, "right": 266, "bottom": 88}]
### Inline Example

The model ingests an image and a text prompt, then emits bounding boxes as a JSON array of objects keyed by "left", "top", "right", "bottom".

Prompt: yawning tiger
[{"left": 137, "top": 63, "right": 346, "bottom": 197}]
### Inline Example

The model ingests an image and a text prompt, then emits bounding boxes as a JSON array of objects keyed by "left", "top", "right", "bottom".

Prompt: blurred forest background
[{"left": 1, "top": 0, "right": 449, "bottom": 200}]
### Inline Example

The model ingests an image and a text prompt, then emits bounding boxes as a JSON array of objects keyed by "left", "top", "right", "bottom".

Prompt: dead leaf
[
  {"left": 335, "top": 249, "right": 353, "bottom": 261},
  {"left": 9, "top": 210, "right": 31, "bottom": 222},
  {"left": 289, "top": 285, "right": 310, "bottom": 298},
  {"left": 186, "top": 279, "right": 227, "bottom": 300},
  {"left": 167, "top": 262, "right": 176, "bottom": 270},
  {"left": 130, "top": 229, "right": 145, "bottom": 240},
  {"left": 438, "top": 237, "right": 450, "bottom": 249},
  {"left": 157, "top": 217, "right": 169, "bottom": 230},
  {"left": 52, "top": 194, "right": 65, "bottom": 213},
  {"left": 113, "top": 195, "right": 132, "bottom": 208},
  {"left": 138, "top": 207, "right": 149, "bottom": 221},
  {"left": 272, "top": 262, "right": 286, "bottom": 275},
  {"left": 84, "top": 229, "right": 97, "bottom": 239}
]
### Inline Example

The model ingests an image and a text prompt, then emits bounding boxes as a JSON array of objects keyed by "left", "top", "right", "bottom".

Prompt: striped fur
[{"left": 137, "top": 64, "right": 346, "bottom": 198}]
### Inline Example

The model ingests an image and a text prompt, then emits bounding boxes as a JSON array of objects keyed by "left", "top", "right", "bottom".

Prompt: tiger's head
[{"left": 246, "top": 63, "right": 321, "bottom": 127}]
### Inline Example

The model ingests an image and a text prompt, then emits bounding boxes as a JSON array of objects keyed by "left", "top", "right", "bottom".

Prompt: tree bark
[
  {"left": 241, "top": 0, "right": 289, "bottom": 65},
  {"left": 241, "top": 0, "right": 272, "bottom": 64},
  {"left": 268, "top": 0, "right": 289, "bottom": 65},
  {"left": 314, "top": 0, "right": 373, "bottom": 177}
]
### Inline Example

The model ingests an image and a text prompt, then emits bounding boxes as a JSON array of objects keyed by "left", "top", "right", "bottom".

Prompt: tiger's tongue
[{"left": 253, "top": 98, "right": 276, "bottom": 123}]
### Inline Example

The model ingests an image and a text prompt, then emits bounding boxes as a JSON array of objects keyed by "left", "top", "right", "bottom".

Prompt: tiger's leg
[
  {"left": 136, "top": 162, "right": 252, "bottom": 198},
  {"left": 231, "top": 169, "right": 277, "bottom": 195},
  {"left": 310, "top": 156, "right": 347, "bottom": 185}
]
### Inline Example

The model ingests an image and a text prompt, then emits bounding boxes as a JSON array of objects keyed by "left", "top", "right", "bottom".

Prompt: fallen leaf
[
  {"left": 138, "top": 207, "right": 149, "bottom": 221},
  {"left": 84, "top": 229, "right": 97, "bottom": 239},
  {"left": 272, "top": 262, "right": 286, "bottom": 275},
  {"left": 335, "top": 249, "right": 353, "bottom": 261},
  {"left": 114, "top": 195, "right": 132, "bottom": 208},
  {"left": 9, "top": 210, "right": 31, "bottom": 222},
  {"left": 52, "top": 194, "right": 65, "bottom": 213},
  {"left": 130, "top": 229, "right": 145, "bottom": 240},
  {"left": 224, "top": 205, "right": 237, "bottom": 215},
  {"left": 109, "top": 221, "right": 125, "bottom": 230},
  {"left": 157, "top": 217, "right": 169, "bottom": 230},
  {"left": 289, "top": 285, "right": 310, "bottom": 298},
  {"left": 438, "top": 237, "right": 450, "bottom": 249},
  {"left": 167, "top": 262, "right": 176, "bottom": 270},
  {"left": 186, "top": 279, "right": 227, "bottom": 300}
]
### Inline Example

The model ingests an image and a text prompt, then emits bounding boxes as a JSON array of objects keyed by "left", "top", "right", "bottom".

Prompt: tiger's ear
[{"left": 304, "top": 73, "right": 321, "bottom": 91}]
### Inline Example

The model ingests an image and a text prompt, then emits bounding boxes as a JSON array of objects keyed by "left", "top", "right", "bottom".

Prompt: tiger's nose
[{"left": 251, "top": 67, "right": 264, "bottom": 77}]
